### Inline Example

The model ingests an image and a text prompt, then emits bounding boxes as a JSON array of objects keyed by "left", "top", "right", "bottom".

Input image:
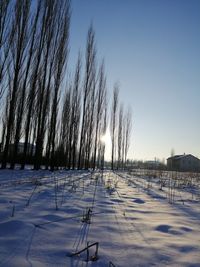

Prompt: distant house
[
  {"left": 144, "top": 160, "right": 162, "bottom": 169},
  {"left": 8, "top": 142, "right": 36, "bottom": 156},
  {"left": 167, "top": 154, "right": 200, "bottom": 172}
]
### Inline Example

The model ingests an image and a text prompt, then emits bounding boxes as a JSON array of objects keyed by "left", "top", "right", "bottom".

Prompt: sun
[
  {"left": 101, "top": 130, "right": 111, "bottom": 145},
  {"left": 100, "top": 129, "right": 112, "bottom": 160}
]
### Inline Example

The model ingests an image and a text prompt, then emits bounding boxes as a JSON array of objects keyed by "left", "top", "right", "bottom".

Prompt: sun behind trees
[{"left": 0, "top": 0, "right": 132, "bottom": 170}]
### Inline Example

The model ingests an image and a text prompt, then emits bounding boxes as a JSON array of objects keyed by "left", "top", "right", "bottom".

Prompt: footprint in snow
[
  {"left": 155, "top": 224, "right": 171, "bottom": 233},
  {"left": 155, "top": 224, "right": 186, "bottom": 235},
  {"left": 133, "top": 198, "right": 145, "bottom": 204}
]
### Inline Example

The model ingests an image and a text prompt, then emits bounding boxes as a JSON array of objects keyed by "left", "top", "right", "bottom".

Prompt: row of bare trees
[
  {"left": 0, "top": 0, "right": 132, "bottom": 170},
  {"left": 110, "top": 85, "right": 132, "bottom": 170}
]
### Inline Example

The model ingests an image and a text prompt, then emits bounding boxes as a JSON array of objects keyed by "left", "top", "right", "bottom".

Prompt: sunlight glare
[
  {"left": 100, "top": 129, "right": 111, "bottom": 160},
  {"left": 101, "top": 129, "right": 111, "bottom": 145}
]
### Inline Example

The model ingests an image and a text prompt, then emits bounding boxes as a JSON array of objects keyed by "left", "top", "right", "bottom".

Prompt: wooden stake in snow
[
  {"left": 82, "top": 207, "right": 92, "bottom": 223},
  {"left": 11, "top": 204, "right": 15, "bottom": 217}
]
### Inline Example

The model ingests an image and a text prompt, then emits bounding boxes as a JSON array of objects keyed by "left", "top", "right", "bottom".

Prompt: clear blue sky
[{"left": 69, "top": 0, "right": 200, "bottom": 162}]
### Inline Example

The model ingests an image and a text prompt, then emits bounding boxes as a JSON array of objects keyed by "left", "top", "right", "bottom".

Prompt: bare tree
[
  {"left": 34, "top": 0, "right": 59, "bottom": 170},
  {"left": 110, "top": 84, "right": 119, "bottom": 170},
  {"left": 78, "top": 25, "right": 96, "bottom": 169},
  {"left": 0, "top": 93, "right": 10, "bottom": 153},
  {"left": 21, "top": 0, "right": 50, "bottom": 169},
  {"left": 68, "top": 53, "right": 81, "bottom": 169},
  {"left": 93, "top": 61, "right": 106, "bottom": 169},
  {"left": 121, "top": 116, "right": 126, "bottom": 168},
  {"left": 0, "top": 0, "right": 11, "bottom": 103},
  {"left": 59, "top": 85, "right": 72, "bottom": 167},
  {"left": 49, "top": 0, "right": 70, "bottom": 171},
  {"left": 97, "top": 89, "right": 107, "bottom": 169},
  {"left": 1, "top": 0, "right": 31, "bottom": 169},
  {"left": 10, "top": 0, "right": 41, "bottom": 169},
  {"left": 117, "top": 103, "right": 124, "bottom": 169},
  {"left": 124, "top": 107, "right": 132, "bottom": 168},
  {"left": 84, "top": 67, "right": 96, "bottom": 169}
]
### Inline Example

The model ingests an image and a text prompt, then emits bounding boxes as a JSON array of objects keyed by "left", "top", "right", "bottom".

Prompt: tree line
[{"left": 0, "top": 0, "right": 132, "bottom": 171}]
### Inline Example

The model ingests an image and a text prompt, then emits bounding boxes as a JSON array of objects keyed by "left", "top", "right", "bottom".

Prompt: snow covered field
[{"left": 0, "top": 169, "right": 200, "bottom": 267}]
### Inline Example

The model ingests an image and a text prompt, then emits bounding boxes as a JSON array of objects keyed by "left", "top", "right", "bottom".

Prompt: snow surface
[{"left": 0, "top": 169, "right": 200, "bottom": 267}]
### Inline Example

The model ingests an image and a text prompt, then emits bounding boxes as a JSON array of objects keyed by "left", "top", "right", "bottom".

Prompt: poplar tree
[{"left": 110, "top": 85, "right": 119, "bottom": 170}]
